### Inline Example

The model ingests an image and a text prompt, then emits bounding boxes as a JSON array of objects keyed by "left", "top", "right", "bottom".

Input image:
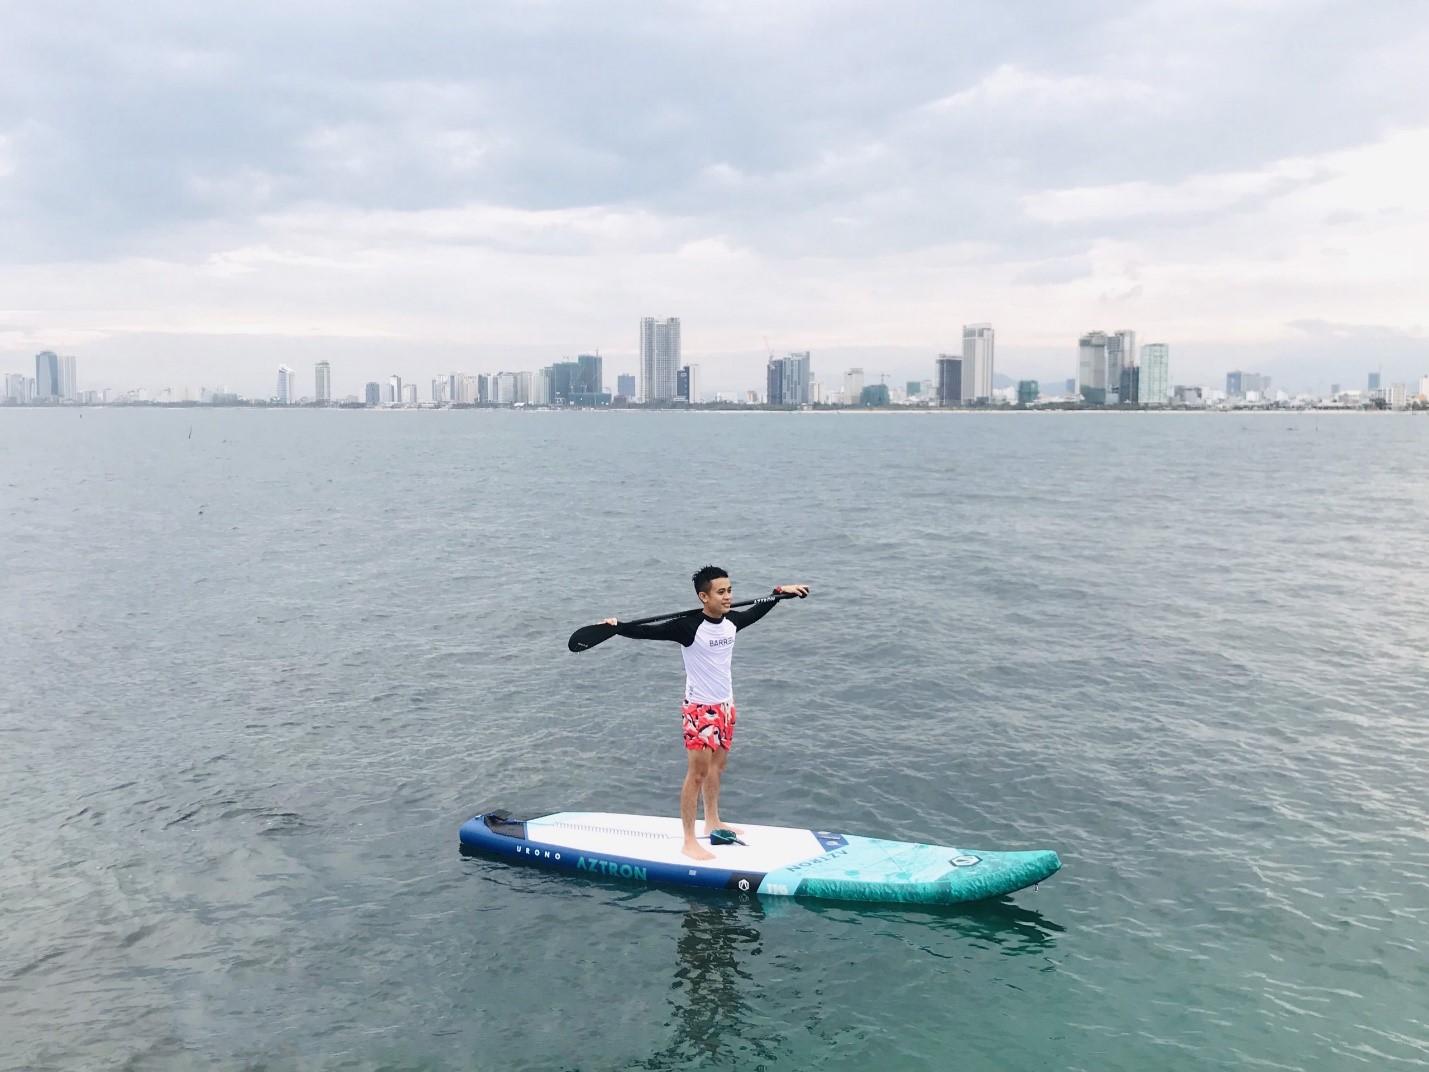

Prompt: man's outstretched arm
[
  {"left": 602, "top": 614, "right": 701, "bottom": 645},
  {"left": 726, "top": 585, "right": 809, "bottom": 630}
]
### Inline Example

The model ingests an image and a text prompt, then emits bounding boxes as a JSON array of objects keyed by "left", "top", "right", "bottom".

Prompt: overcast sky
[{"left": 3, "top": 0, "right": 1428, "bottom": 396}]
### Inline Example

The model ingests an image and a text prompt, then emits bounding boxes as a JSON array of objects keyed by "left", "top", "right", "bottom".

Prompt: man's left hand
[{"left": 774, "top": 585, "right": 810, "bottom": 598}]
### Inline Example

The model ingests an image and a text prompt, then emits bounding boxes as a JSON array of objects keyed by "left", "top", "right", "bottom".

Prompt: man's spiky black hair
[{"left": 692, "top": 565, "right": 728, "bottom": 595}]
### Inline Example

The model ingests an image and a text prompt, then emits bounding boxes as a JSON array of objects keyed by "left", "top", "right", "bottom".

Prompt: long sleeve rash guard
[{"left": 615, "top": 595, "right": 780, "bottom": 704}]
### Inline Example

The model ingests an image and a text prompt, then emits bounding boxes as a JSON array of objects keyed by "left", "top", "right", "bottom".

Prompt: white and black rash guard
[{"left": 614, "top": 595, "right": 781, "bottom": 704}]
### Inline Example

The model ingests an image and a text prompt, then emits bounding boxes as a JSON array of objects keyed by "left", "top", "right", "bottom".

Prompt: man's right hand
[{"left": 602, "top": 618, "right": 618, "bottom": 626}]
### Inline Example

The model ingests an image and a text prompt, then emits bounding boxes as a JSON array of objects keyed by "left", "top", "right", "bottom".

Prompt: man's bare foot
[
  {"left": 704, "top": 823, "right": 745, "bottom": 837},
  {"left": 682, "top": 839, "right": 716, "bottom": 861}
]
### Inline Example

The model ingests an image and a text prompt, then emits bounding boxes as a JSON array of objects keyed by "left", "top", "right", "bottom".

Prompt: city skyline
[
  {"left": 9, "top": 341, "right": 1424, "bottom": 411},
  {"left": 2, "top": 5, "right": 1427, "bottom": 397}
]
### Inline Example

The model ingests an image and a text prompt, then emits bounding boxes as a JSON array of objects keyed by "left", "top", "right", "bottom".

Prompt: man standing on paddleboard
[{"left": 602, "top": 566, "right": 809, "bottom": 861}]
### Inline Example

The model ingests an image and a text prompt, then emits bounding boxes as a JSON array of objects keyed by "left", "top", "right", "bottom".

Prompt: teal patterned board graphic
[{"left": 757, "top": 836, "right": 1061, "bottom": 904}]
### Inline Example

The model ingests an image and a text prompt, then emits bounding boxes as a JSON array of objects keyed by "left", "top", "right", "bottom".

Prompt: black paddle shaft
[{"left": 567, "top": 591, "right": 801, "bottom": 653}]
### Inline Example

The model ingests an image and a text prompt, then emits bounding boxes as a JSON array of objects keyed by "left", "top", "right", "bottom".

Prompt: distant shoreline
[{"left": 3, "top": 402, "right": 1421, "bottom": 414}]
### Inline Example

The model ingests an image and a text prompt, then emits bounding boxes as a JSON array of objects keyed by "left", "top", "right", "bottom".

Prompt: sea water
[{"left": 2, "top": 408, "right": 1426, "bottom": 1070}]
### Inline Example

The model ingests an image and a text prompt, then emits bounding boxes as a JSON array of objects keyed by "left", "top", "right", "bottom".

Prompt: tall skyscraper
[
  {"left": 640, "top": 317, "right": 680, "bottom": 403},
  {"left": 1077, "top": 332, "right": 1108, "bottom": 403},
  {"left": 58, "top": 355, "right": 77, "bottom": 400},
  {"left": 936, "top": 356, "right": 963, "bottom": 406},
  {"left": 1368, "top": 371, "right": 1381, "bottom": 391},
  {"left": 315, "top": 361, "right": 331, "bottom": 402},
  {"left": 766, "top": 359, "right": 784, "bottom": 406},
  {"left": 1140, "top": 344, "right": 1169, "bottom": 405},
  {"left": 276, "top": 366, "right": 296, "bottom": 404},
  {"left": 842, "top": 368, "right": 864, "bottom": 405},
  {"left": 35, "top": 351, "right": 60, "bottom": 399},
  {"left": 1106, "top": 330, "right": 1135, "bottom": 403},
  {"left": 388, "top": 374, "right": 402, "bottom": 404},
  {"left": 491, "top": 372, "right": 516, "bottom": 404},
  {"left": 576, "top": 354, "right": 603, "bottom": 396},
  {"left": 767, "top": 352, "right": 811, "bottom": 406},
  {"left": 617, "top": 373, "right": 636, "bottom": 399},
  {"left": 786, "top": 352, "right": 811, "bottom": 405},
  {"left": 962, "top": 324, "right": 995, "bottom": 402},
  {"left": 677, "top": 364, "right": 701, "bottom": 404},
  {"left": 365, "top": 382, "right": 381, "bottom": 406}
]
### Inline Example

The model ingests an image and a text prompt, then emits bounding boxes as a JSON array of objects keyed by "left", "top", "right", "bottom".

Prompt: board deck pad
[{"left": 459, "top": 811, "right": 1060, "bottom": 904}]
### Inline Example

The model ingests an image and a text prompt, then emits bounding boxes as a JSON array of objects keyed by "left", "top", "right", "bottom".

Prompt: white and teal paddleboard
[{"left": 460, "top": 811, "right": 1060, "bottom": 904}]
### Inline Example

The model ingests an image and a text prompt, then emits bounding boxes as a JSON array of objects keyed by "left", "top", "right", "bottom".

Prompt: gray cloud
[
  {"left": 3, "top": 0, "right": 1429, "bottom": 392},
  {"left": 5, "top": 0, "right": 1426, "bottom": 260}
]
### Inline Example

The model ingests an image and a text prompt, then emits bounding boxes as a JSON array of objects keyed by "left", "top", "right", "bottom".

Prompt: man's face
[{"left": 699, "top": 576, "right": 732, "bottom": 616}]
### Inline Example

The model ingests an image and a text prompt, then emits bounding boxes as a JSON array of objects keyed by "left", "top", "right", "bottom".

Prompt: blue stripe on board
[{"left": 458, "top": 815, "right": 766, "bottom": 891}]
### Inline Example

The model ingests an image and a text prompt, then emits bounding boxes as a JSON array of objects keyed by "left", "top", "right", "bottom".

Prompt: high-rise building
[
  {"left": 1119, "top": 366, "right": 1140, "bottom": 405},
  {"left": 640, "top": 317, "right": 680, "bottom": 403},
  {"left": 1106, "top": 330, "right": 1135, "bottom": 403},
  {"left": 677, "top": 364, "right": 701, "bottom": 404},
  {"left": 403, "top": 384, "right": 417, "bottom": 405},
  {"left": 35, "top": 351, "right": 60, "bottom": 399},
  {"left": 551, "top": 361, "right": 579, "bottom": 402},
  {"left": 1140, "top": 344, "right": 1169, "bottom": 405},
  {"left": 906, "top": 381, "right": 922, "bottom": 397},
  {"left": 576, "top": 354, "right": 603, "bottom": 396},
  {"left": 4, "top": 373, "right": 32, "bottom": 403},
  {"left": 1077, "top": 332, "right": 1109, "bottom": 404},
  {"left": 365, "top": 382, "right": 381, "bottom": 406},
  {"left": 860, "top": 383, "right": 890, "bottom": 406},
  {"left": 1388, "top": 383, "right": 1408, "bottom": 409},
  {"left": 617, "top": 373, "right": 636, "bottom": 399},
  {"left": 1418, "top": 374, "right": 1429, "bottom": 400},
  {"left": 58, "top": 355, "right": 77, "bottom": 400},
  {"left": 532, "top": 368, "right": 553, "bottom": 405},
  {"left": 935, "top": 355, "right": 963, "bottom": 406},
  {"left": 1227, "top": 371, "right": 1270, "bottom": 398},
  {"left": 1368, "top": 371, "right": 1381, "bottom": 391},
  {"left": 315, "top": 361, "right": 331, "bottom": 402},
  {"left": 785, "top": 352, "right": 811, "bottom": 405},
  {"left": 491, "top": 372, "right": 516, "bottom": 404},
  {"left": 842, "top": 368, "right": 864, "bottom": 405},
  {"left": 387, "top": 374, "right": 403, "bottom": 404},
  {"left": 766, "top": 359, "right": 784, "bottom": 406},
  {"left": 277, "top": 366, "right": 296, "bottom": 404},
  {"left": 962, "top": 324, "right": 995, "bottom": 401},
  {"left": 1017, "top": 380, "right": 1039, "bottom": 405},
  {"left": 767, "top": 352, "right": 811, "bottom": 406},
  {"left": 1172, "top": 385, "right": 1204, "bottom": 407}
]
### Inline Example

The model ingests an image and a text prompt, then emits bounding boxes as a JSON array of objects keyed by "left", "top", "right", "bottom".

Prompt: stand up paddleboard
[{"left": 459, "top": 811, "right": 1060, "bottom": 904}]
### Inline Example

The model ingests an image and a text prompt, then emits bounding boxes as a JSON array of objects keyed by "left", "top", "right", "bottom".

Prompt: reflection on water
[
  {"left": 796, "top": 895, "right": 1066, "bottom": 957},
  {"left": 637, "top": 889, "right": 1064, "bottom": 1068},
  {"left": 643, "top": 894, "right": 778, "bottom": 1069}
]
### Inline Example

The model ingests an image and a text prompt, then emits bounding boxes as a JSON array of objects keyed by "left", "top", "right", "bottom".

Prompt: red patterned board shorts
[{"left": 682, "top": 700, "right": 736, "bottom": 752}]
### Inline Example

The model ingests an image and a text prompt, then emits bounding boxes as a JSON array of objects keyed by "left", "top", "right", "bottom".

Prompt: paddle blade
[{"left": 568, "top": 622, "right": 619, "bottom": 652}]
